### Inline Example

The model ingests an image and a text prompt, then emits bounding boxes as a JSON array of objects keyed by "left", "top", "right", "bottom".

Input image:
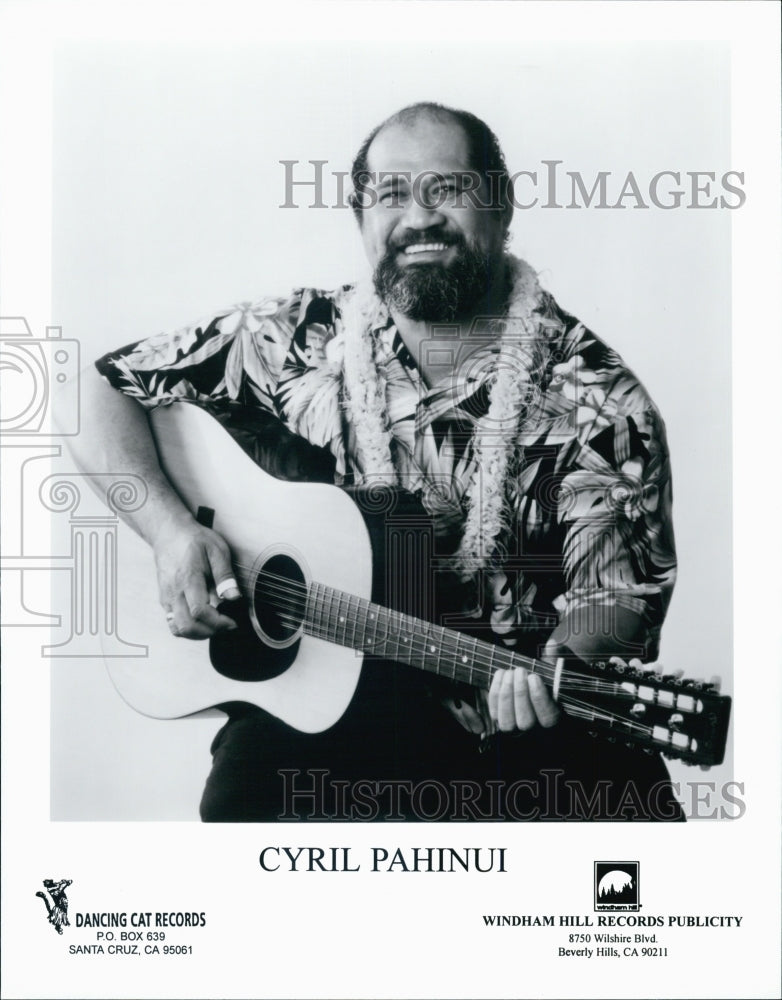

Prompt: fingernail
[
  {"left": 453, "top": 698, "right": 462, "bottom": 709},
  {"left": 528, "top": 673, "right": 542, "bottom": 691}
]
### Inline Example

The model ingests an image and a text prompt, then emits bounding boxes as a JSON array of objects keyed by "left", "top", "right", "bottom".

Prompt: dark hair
[{"left": 349, "top": 102, "right": 514, "bottom": 225}]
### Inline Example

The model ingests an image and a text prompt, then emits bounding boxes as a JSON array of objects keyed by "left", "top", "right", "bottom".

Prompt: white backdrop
[{"left": 50, "top": 40, "right": 733, "bottom": 818}]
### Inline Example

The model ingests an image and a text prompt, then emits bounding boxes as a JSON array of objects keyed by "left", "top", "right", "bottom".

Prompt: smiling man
[{"left": 72, "top": 103, "right": 682, "bottom": 821}]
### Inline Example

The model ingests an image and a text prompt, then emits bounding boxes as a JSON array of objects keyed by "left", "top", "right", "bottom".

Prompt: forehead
[{"left": 365, "top": 117, "right": 472, "bottom": 176}]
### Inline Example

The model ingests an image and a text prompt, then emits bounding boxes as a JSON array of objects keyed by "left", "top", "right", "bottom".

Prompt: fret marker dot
[
  {"left": 339, "top": 616, "right": 345, "bottom": 623},
  {"left": 462, "top": 655, "right": 468, "bottom": 664},
  {"left": 430, "top": 645, "right": 436, "bottom": 653}
]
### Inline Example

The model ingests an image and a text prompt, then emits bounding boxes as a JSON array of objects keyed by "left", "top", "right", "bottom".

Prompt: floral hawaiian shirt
[{"left": 96, "top": 273, "right": 676, "bottom": 663}]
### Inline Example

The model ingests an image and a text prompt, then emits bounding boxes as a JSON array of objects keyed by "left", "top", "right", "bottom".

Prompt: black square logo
[{"left": 594, "top": 861, "right": 640, "bottom": 911}]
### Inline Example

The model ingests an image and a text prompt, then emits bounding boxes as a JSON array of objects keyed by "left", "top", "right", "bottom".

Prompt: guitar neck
[
  {"left": 307, "top": 581, "right": 541, "bottom": 688},
  {"left": 303, "top": 581, "right": 731, "bottom": 767}
]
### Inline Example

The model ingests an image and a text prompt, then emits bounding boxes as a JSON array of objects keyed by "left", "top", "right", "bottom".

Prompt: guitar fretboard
[{"left": 306, "top": 581, "right": 540, "bottom": 689}]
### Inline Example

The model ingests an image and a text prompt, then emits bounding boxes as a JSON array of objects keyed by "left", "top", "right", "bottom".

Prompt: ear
[
  {"left": 348, "top": 190, "right": 364, "bottom": 226},
  {"left": 502, "top": 177, "right": 515, "bottom": 233}
]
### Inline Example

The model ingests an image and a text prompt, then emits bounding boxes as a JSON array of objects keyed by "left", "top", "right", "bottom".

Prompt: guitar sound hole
[
  {"left": 253, "top": 554, "right": 306, "bottom": 642},
  {"left": 208, "top": 553, "right": 305, "bottom": 683}
]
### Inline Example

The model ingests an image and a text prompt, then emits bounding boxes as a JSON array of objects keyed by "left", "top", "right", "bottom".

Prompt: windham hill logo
[{"left": 594, "top": 861, "right": 640, "bottom": 911}]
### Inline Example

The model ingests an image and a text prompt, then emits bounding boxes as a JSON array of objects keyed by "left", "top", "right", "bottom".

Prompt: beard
[{"left": 373, "top": 234, "right": 498, "bottom": 322}]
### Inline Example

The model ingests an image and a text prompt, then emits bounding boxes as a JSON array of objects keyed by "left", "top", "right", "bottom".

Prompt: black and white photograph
[{"left": 1, "top": 2, "right": 780, "bottom": 998}]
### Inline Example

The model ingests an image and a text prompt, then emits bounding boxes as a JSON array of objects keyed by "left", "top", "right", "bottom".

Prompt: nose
[{"left": 401, "top": 195, "right": 446, "bottom": 230}]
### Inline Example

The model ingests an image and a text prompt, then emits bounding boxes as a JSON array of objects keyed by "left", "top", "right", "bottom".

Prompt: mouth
[{"left": 399, "top": 242, "right": 454, "bottom": 259}]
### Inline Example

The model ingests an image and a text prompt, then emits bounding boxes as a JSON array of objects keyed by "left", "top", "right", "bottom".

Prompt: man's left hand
[
  {"left": 487, "top": 666, "right": 561, "bottom": 732},
  {"left": 444, "top": 637, "right": 562, "bottom": 736}
]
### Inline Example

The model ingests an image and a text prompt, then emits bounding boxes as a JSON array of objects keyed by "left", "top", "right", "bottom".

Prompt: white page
[{"left": 1, "top": 2, "right": 779, "bottom": 998}]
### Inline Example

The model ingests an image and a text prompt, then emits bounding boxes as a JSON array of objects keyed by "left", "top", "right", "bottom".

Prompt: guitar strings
[
  {"left": 212, "top": 565, "right": 679, "bottom": 746},
  {"left": 246, "top": 568, "right": 676, "bottom": 706},
  {"left": 252, "top": 567, "right": 593, "bottom": 689},
  {"left": 242, "top": 566, "right": 670, "bottom": 699}
]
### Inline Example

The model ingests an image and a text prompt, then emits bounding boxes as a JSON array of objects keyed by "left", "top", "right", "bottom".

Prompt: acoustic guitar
[{"left": 105, "top": 403, "right": 731, "bottom": 767}]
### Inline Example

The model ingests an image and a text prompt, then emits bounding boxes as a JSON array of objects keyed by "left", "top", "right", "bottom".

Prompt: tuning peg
[
  {"left": 708, "top": 675, "right": 722, "bottom": 692},
  {"left": 593, "top": 660, "right": 607, "bottom": 671}
]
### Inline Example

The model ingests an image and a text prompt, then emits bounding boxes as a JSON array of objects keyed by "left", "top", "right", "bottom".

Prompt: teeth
[{"left": 404, "top": 243, "right": 449, "bottom": 255}]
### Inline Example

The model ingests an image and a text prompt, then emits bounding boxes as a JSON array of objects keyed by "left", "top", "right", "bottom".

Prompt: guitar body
[{"left": 107, "top": 403, "right": 374, "bottom": 732}]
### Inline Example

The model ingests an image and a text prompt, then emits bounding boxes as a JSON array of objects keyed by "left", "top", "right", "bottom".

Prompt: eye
[
  {"left": 426, "top": 180, "right": 460, "bottom": 205},
  {"left": 378, "top": 189, "right": 407, "bottom": 207}
]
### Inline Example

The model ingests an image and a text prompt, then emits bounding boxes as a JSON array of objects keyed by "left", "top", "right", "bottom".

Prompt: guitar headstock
[{"left": 574, "top": 660, "right": 732, "bottom": 767}]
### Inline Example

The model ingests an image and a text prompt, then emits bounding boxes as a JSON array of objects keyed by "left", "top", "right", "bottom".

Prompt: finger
[
  {"left": 496, "top": 669, "right": 520, "bottom": 732},
  {"left": 183, "top": 578, "right": 237, "bottom": 634},
  {"left": 453, "top": 699, "right": 486, "bottom": 736},
  {"left": 170, "top": 593, "right": 214, "bottom": 640},
  {"left": 475, "top": 688, "right": 495, "bottom": 736},
  {"left": 206, "top": 539, "right": 241, "bottom": 600},
  {"left": 488, "top": 669, "right": 503, "bottom": 723},
  {"left": 216, "top": 576, "right": 241, "bottom": 601},
  {"left": 511, "top": 668, "right": 536, "bottom": 731},
  {"left": 528, "top": 672, "right": 561, "bottom": 728}
]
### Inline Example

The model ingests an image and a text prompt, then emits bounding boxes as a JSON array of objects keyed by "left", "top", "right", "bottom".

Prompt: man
[{"left": 72, "top": 103, "right": 681, "bottom": 821}]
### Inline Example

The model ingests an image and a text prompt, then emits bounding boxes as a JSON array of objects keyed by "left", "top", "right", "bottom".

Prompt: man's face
[{"left": 358, "top": 116, "right": 509, "bottom": 322}]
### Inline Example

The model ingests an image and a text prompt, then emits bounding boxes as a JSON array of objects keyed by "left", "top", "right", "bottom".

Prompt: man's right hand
[{"left": 154, "top": 521, "right": 241, "bottom": 639}]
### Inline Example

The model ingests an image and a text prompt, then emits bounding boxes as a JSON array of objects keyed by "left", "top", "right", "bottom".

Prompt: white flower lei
[{"left": 341, "top": 255, "right": 549, "bottom": 580}]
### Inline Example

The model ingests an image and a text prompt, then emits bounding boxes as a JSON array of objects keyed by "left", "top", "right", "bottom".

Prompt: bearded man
[{"left": 71, "top": 103, "right": 682, "bottom": 821}]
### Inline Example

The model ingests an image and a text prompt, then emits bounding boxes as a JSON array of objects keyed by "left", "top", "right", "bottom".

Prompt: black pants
[{"left": 200, "top": 663, "right": 684, "bottom": 822}]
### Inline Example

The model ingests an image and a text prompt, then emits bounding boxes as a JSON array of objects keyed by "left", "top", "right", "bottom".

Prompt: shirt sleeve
[
  {"left": 550, "top": 370, "right": 677, "bottom": 663},
  {"left": 94, "top": 294, "right": 301, "bottom": 414}
]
